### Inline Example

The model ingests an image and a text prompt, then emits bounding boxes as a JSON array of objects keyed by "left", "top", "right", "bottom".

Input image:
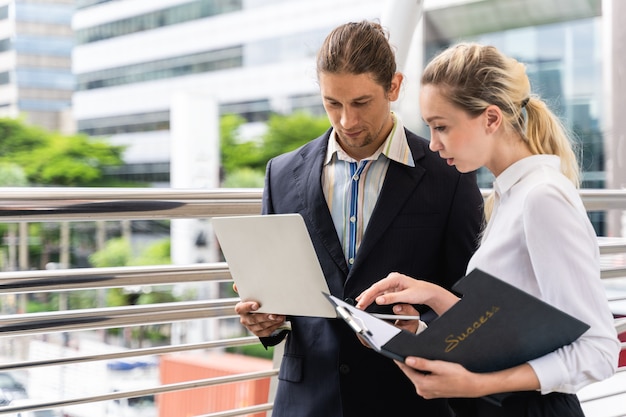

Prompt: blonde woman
[{"left": 356, "top": 43, "right": 620, "bottom": 417}]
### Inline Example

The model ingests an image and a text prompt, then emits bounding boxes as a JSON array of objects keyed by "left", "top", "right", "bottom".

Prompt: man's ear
[
  {"left": 388, "top": 73, "right": 403, "bottom": 101},
  {"left": 484, "top": 105, "right": 502, "bottom": 133}
]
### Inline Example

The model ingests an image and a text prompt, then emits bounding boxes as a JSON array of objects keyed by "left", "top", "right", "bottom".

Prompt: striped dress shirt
[{"left": 322, "top": 114, "right": 414, "bottom": 267}]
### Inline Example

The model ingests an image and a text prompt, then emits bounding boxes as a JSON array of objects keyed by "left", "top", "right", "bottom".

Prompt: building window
[
  {"left": 75, "top": 0, "right": 243, "bottom": 44},
  {"left": 77, "top": 46, "right": 243, "bottom": 90},
  {"left": 0, "top": 38, "right": 11, "bottom": 53},
  {"left": 220, "top": 100, "right": 271, "bottom": 123},
  {"left": 77, "top": 111, "right": 171, "bottom": 136},
  {"left": 0, "top": 71, "right": 10, "bottom": 85}
]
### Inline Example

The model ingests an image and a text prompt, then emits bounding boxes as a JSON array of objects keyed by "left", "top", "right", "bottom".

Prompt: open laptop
[{"left": 212, "top": 213, "right": 337, "bottom": 318}]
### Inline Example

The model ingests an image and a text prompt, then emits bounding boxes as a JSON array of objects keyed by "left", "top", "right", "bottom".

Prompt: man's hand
[{"left": 234, "top": 296, "right": 286, "bottom": 338}]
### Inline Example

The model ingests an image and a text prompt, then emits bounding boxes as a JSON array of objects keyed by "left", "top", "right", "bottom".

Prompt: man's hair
[{"left": 316, "top": 20, "right": 397, "bottom": 92}]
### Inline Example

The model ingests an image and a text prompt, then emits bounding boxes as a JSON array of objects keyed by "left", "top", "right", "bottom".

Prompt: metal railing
[{"left": 0, "top": 187, "right": 623, "bottom": 417}]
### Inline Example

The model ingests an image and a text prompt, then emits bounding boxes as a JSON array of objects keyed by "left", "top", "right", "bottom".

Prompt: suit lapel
[
  {"left": 292, "top": 134, "right": 350, "bottom": 279},
  {"left": 289, "top": 130, "right": 427, "bottom": 284},
  {"left": 350, "top": 135, "right": 426, "bottom": 274}
]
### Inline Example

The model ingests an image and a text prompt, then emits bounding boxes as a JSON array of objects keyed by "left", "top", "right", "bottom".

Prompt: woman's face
[{"left": 419, "top": 84, "right": 494, "bottom": 174}]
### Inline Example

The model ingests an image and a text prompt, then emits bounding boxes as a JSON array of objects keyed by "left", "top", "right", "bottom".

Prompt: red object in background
[{"left": 159, "top": 353, "right": 272, "bottom": 417}]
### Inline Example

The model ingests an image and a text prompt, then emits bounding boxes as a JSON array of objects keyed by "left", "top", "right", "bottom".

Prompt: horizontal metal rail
[
  {"left": 0, "top": 336, "right": 261, "bottom": 371},
  {"left": 0, "top": 369, "right": 279, "bottom": 416},
  {"left": 0, "top": 187, "right": 263, "bottom": 221},
  {"left": 598, "top": 237, "right": 626, "bottom": 255},
  {"left": 579, "top": 368, "right": 626, "bottom": 403},
  {"left": 0, "top": 187, "right": 624, "bottom": 417},
  {"left": 0, "top": 261, "right": 622, "bottom": 295},
  {"left": 0, "top": 188, "right": 623, "bottom": 222},
  {"left": 0, "top": 262, "right": 231, "bottom": 294},
  {"left": 201, "top": 403, "right": 274, "bottom": 417},
  {"left": 0, "top": 299, "right": 239, "bottom": 337}
]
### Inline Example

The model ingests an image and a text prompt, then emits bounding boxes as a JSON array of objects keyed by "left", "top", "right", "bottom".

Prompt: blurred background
[{"left": 0, "top": 1, "right": 624, "bottom": 416}]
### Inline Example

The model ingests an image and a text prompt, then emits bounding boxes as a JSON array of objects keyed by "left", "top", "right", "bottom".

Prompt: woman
[{"left": 355, "top": 43, "right": 620, "bottom": 416}]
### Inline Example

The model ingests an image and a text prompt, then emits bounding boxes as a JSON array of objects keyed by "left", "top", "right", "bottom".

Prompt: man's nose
[{"left": 340, "top": 108, "right": 358, "bottom": 129}]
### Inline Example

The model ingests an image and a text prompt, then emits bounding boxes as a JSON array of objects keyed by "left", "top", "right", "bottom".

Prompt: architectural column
[
  {"left": 603, "top": 0, "right": 626, "bottom": 237},
  {"left": 170, "top": 92, "right": 221, "bottom": 344}
]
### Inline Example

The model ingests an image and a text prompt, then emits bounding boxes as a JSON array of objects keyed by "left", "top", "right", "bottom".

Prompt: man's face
[{"left": 320, "top": 72, "right": 401, "bottom": 160}]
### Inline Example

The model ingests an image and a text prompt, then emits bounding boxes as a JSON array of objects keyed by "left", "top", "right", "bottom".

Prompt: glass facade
[
  {"left": 423, "top": 17, "right": 604, "bottom": 190},
  {"left": 76, "top": 25, "right": 328, "bottom": 91},
  {"left": 76, "top": 46, "right": 243, "bottom": 90},
  {"left": 14, "top": 3, "right": 73, "bottom": 25},
  {"left": 13, "top": 35, "right": 74, "bottom": 56},
  {"left": 70, "top": 1, "right": 608, "bottom": 194},
  {"left": 5, "top": 1, "right": 76, "bottom": 131},
  {"left": 75, "top": 0, "right": 243, "bottom": 44}
]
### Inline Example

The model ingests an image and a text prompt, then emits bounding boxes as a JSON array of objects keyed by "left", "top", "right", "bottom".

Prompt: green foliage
[
  {"left": 89, "top": 236, "right": 172, "bottom": 268},
  {"left": 89, "top": 237, "right": 175, "bottom": 308},
  {"left": 26, "top": 298, "right": 54, "bottom": 313},
  {"left": 129, "top": 238, "right": 171, "bottom": 266},
  {"left": 0, "top": 163, "right": 28, "bottom": 186},
  {"left": 220, "top": 114, "right": 256, "bottom": 175},
  {"left": 0, "top": 118, "right": 125, "bottom": 186},
  {"left": 221, "top": 167, "right": 265, "bottom": 188},
  {"left": 135, "top": 289, "right": 177, "bottom": 305},
  {"left": 227, "top": 343, "right": 274, "bottom": 360},
  {"left": 89, "top": 237, "right": 131, "bottom": 267},
  {"left": 219, "top": 112, "right": 330, "bottom": 185},
  {"left": 259, "top": 112, "right": 330, "bottom": 163},
  {"left": 0, "top": 118, "right": 45, "bottom": 156}
]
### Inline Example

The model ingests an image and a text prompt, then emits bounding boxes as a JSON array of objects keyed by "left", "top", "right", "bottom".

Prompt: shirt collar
[
  {"left": 324, "top": 113, "right": 415, "bottom": 167},
  {"left": 493, "top": 154, "right": 561, "bottom": 196}
]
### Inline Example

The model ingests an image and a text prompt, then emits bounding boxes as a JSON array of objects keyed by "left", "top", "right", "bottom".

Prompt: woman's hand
[
  {"left": 397, "top": 356, "right": 540, "bottom": 399},
  {"left": 356, "top": 272, "right": 459, "bottom": 316},
  {"left": 396, "top": 357, "right": 487, "bottom": 399}
]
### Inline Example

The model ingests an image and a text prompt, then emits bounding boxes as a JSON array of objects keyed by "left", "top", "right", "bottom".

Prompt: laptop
[{"left": 212, "top": 213, "right": 337, "bottom": 318}]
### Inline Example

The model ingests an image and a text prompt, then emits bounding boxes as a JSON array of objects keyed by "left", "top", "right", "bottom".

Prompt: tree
[
  {"left": 0, "top": 118, "right": 125, "bottom": 186},
  {"left": 219, "top": 114, "right": 262, "bottom": 176},
  {"left": 0, "top": 163, "right": 28, "bottom": 186},
  {"left": 88, "top": 237, "right": 176, "bottom": 346},
  {"left": 259, "top": 112, "right": 330, "bottom": 164},
  {"left": 219, "top": 112, "right": 330, "bottom": 187}
]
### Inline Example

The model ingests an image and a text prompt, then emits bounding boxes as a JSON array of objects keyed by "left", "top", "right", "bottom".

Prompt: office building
[
  {"left": 71, "top": 0, "right": 624, "bottom": 232},
  {"left": 0, "top": 0, "right": 75, "bottom": 133}
]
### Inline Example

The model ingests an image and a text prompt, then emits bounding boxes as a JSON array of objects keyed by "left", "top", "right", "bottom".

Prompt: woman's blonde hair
[{"left": 421, "top": 43, "right": 580, "bottom": 219}]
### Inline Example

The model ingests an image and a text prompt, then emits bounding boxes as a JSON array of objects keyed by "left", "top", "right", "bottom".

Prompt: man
[{"left": 234, "top": 20, "right": 483, "bottom": 417}]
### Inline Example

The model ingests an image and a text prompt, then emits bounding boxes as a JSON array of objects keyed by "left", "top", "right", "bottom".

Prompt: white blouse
[{"left": 467, "top": 154, "right": 620, "bottom": 394}]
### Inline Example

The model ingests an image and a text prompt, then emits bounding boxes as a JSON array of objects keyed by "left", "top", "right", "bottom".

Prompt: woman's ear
[{"left": 484, "top": 105, "right": 502, "bottom": 133}]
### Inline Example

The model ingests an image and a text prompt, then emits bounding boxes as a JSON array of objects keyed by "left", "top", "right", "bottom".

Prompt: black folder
[{"left": 325, "top": 269, "right": 589, "bottom": 373}]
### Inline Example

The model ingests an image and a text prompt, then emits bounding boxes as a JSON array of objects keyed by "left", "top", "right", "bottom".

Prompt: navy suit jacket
[{"left": 262, "top": 128, "right": 483, "bottom": 417}]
